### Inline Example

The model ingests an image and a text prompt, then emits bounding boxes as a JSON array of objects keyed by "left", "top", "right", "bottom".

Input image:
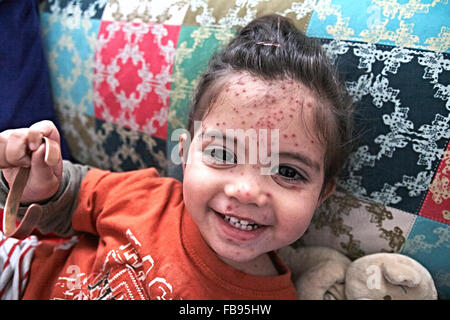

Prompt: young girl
[{"left": 0, "top": 14, "right": 353, "bottom": 300}]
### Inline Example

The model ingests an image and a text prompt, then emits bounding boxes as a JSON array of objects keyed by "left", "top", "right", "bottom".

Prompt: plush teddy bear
[{"left": 278, "top": 246, "right": 438, "bottom": 300}]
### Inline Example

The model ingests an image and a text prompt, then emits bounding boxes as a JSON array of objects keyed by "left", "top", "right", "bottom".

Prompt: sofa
[{"left": 1, "top": 0, "right": 449, "bottom": 298}]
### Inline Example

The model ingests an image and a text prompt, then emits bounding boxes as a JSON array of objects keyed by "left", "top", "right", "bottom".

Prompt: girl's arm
[{"left": 1, "top": 160, "right": 90, "bottom": 237}]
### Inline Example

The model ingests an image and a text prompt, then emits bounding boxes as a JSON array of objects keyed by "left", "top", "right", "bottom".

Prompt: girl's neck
[{"left": 219, "top": 252, "right": 280, "bottom": 277}]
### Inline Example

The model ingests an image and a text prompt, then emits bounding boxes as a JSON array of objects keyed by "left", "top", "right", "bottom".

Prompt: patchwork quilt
[{"left": 4, "top": 0, "right": 450, "bottom": 298}]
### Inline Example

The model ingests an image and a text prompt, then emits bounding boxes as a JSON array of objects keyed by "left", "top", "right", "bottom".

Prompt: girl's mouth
[
  {"left": 218, "top": 212, "right": 262, "bottom": 231},
  {"left": 211, "top": 208, "right": 268, "bottom": 242}
]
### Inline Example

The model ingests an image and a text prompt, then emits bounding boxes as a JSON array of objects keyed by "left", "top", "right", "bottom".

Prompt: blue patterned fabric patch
[
  {"left": 307, "top": 0, "right": 450, "bottom": 53},
  {"left": 401, "top": 216, "right": 450, "bottom": 299},
  {"left": 40, "top": 5, "right": 104, "bottom": 116},
  {"left": 320, "top": 39, "right": 450, "bottom": 214},
  {"left": 95, "top": 118, "right": 167, "bottom": 174}
]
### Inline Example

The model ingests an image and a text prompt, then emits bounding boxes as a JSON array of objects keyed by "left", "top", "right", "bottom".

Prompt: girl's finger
[
  {"left": 26, "top": 128, "right": 44, "bottom": 152},
  {"left": 4, "top": 129, "right": 31, "bottom": 167},
  {"left": 29, "top": 120, "right": 60, "bottom": 143}
]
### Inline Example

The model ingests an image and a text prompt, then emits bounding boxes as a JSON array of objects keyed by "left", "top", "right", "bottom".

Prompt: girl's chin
[{"left": 207, "top": 237, "right": 262, "bottom": 264}]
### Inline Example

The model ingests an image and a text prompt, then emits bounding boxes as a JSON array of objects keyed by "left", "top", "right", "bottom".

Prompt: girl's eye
[
  {"left": 203, "top": 146, "right": 236, "bottom": 165},
  {"left": 274, "top": 165, "right": 307, "bottom": 183}
]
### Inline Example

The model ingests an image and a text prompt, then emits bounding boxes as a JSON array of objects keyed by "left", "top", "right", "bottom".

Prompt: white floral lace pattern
[{"left": 322, "top": 40, "right": 450, "bottom": 209}]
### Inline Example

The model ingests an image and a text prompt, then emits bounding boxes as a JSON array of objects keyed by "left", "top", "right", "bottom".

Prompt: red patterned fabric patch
[
  {"left": 419, "top": 142, "right": 450, "bottom": 225},
  {"left": 94, "top": 21, "right": 180, "bottom": 140}
]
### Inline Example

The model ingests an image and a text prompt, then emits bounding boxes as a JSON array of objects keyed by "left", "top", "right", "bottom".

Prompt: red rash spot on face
[
  {"left": 295, "top": 143, "right": 299, "bottom": 147},
  {"left": 245, "top": 191, "right": 250, "bottom": 196},
  {"left": 311, "top": 140, "right": 315, "bottom": 144},
  {"left": 222, "top": 122, "right": 226, "bottom": 125},
  {"left": 283, "top": 134, "right": 288, "bottom": 138},
  {"left": 216, "top": 122, "right": 220, "bottom": 126},
  {"left": 226, "top": 205, "right": 232, "bottom": 211},
  {"left": 292, "top": 134, "right": 296, "bottom": 138},
  {"left": 241, "top": 121, "right": 246, "bottom": 125},
  {"left": 266, "top": 193, "right": 272, "bottom": 198}
]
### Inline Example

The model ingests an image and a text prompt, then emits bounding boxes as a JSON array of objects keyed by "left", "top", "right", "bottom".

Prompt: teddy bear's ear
[{"left": 381, "top": 260, "right": 422, "bottom": 287}]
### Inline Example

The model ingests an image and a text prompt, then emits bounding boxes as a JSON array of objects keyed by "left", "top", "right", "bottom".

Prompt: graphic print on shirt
[{"left": 54, "top": 229, "right": 174, "bottom": 300}]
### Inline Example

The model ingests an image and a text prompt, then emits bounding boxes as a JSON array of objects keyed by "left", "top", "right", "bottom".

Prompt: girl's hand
[{"left": 0, "top": 120, "right": 63, "bottom": 203}]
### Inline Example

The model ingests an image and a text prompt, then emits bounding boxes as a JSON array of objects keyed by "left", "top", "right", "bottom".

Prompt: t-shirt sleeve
[{"left": 71, "top": 167, "right": 161, "bottom": 235}]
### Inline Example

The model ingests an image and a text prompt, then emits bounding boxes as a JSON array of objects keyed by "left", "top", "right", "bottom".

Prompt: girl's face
[{"left": 181, "top": 73, "right": 334, "bottom": 268}]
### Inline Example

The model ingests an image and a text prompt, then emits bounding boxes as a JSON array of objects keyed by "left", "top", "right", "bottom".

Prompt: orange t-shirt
[{"left": 22, "top": 168, "right": 297, "bottom": 300}]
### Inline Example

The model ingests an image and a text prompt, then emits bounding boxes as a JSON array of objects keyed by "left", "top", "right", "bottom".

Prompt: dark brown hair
[{"left": 188, "top": 14, "right": 354, "bottom": 188}]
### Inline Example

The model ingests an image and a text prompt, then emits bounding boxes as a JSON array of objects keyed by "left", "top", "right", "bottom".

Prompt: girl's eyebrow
[
  {"left": 201, "top": 129, "right": 234, "bottom": 143},
  {"left": 278, "top": 151, "right": 322, "bottom": 173},
  {"left": 201, "top": 129, "right": 242, "bottom": 148}
]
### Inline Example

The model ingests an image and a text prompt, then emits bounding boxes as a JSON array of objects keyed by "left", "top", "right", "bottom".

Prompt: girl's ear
[
  {"left": 318, "top": 177, "right": 337, "bottom": 206},
  {"left": 178, "top": 133, "right": 188, "bottom": 172}
]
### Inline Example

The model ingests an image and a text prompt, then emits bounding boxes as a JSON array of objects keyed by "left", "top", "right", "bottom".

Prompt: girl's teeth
[{"left": 223, "top": 215, "right": 260, "bottom": 231}]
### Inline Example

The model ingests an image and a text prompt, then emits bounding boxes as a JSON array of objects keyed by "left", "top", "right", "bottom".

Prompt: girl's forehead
[
  {"left": 205, "top": 73, "right": 320, "bottom": 132},
  {"left": 222, "top": 73, "right": 309, "bottom": 98}
]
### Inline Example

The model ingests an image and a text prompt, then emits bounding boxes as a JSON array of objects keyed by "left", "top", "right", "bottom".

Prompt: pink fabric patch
[
  {"left": 94, "top": 21, "right": 180, "bottom": 139},
  {"left": 418, "top": 141, "right": 450, "bottom": 224}
]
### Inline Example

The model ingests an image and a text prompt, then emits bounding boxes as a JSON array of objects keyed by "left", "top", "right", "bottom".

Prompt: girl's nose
[{"left": 224, "top": 179, "right": 269, "bottom": 208}]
